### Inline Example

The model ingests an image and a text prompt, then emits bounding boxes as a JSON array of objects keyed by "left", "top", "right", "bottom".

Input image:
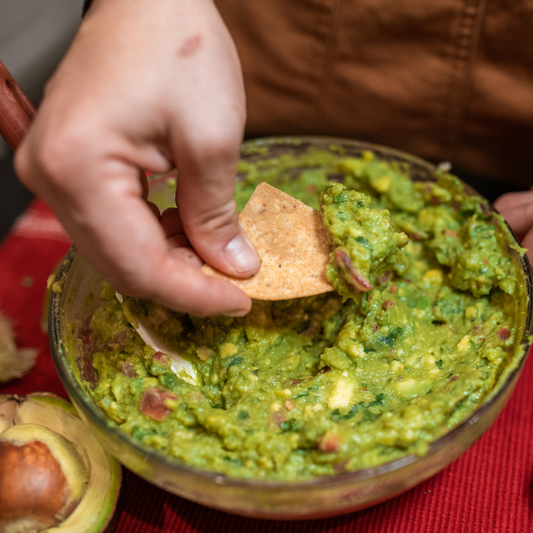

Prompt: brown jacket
[{"left": 217, "top": 0, "right": 533, "bottom": 186}]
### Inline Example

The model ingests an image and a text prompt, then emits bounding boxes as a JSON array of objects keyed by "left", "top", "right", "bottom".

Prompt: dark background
[{"left": 0, "top": 0, "right": 83, "bottom": 241}]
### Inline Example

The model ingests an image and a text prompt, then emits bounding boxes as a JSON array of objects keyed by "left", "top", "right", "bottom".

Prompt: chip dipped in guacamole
[{"left": 87, "top": 149, "right": 526, "bottom": 481}]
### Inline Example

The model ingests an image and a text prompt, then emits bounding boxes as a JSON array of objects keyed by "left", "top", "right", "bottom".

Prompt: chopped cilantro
[
  {"left": 362, "top": 409, "right": 381, "bottom": 422},
  {"left": 132, "top": 426, "right": 158, "bottom": 440},
  {"left": 368, "top": 393, "right": 385, "bottom": 407},
  {"left": 228, "top": 356, "right": 243, "bottom": 368},
  {"left": 331, "top": 405, "right": 358, "bottom": 422},
  {"left": 280, "top": 418, "right": 301, "bottom": 433},
  {"left": 160, "top": 373, "right": 177, "bottom": 389},
  {"left": 223, "top": 456, "right": 242, "bottom": 466},
  {"left": 379, "top": 327, "right": 403, "bottom": 346},
  {"left": 334, "top": 193, "right": 349, "bottom": 204}
]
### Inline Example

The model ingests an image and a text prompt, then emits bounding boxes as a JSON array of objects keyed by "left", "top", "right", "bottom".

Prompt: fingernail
[
  {"left": 224, "top": 233, "right": 260, "bottom": 274},
  {"left": 225, "top": 308, "right": 249, "bottom": 317}
]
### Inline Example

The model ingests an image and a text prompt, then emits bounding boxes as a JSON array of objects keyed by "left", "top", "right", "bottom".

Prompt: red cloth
[{"left": 1, "top": 199, "right": 533, "bottom": 532}]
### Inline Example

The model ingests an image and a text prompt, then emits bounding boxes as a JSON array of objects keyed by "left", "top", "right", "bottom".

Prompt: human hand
[
  {"left": 494, "top": 188, "right": 533, "bottom": 262},
  {"left": 15, "top": 0, "right": 260, "bottom": 317}
]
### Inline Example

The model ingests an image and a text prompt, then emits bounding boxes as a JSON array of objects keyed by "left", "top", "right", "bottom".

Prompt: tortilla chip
[{"left": 202, "top": 183, "right": 333, "bottom": 300}]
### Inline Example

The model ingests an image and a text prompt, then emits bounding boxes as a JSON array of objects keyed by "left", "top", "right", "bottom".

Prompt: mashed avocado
[
  {"left": 319, "top": 183, "right": 409, "bottom": 297},
  {"left": 87, "top": 149, "right": 525, "bottom": 481}
]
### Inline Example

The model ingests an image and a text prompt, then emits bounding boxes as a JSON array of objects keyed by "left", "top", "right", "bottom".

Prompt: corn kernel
[
  {"left": 465, "top": 306, "right": 477, "bottom": 319},
  {"left": 374, "top": 175, "right": 391, "bottom": 192},
  {"left": 328, "top": 378, "right": 354, "bottom": 409},
  {"left": 423, "top": 269, "right": 443, "bottom": 284},
  {"left": 348, "top": 343, "right": 365, "bottom": 358},
  {"left": 220, "top": 343, "right": 239, "bottom": 358},
  {"left": 362, "top": 150, "right": 374, "bottom": 162},
  {"left": 196, "top": 345, "right": 215, "bottom": 361},
  {"left": 348, "top": 227, "right": 363, "bottom": 238},
  {"left": 456, "top": 335, "right": 471, "bottom": 352},
  {"left": 391, "top": 361, "right": 404, "bottom": 372}
]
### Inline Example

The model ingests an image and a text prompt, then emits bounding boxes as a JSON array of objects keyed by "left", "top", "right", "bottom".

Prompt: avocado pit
[
  {"left": 0, "top": 393, "right": 121, "bottom": 533},
  {"left": 0, "top": 424, "right": 89, "bottom": 533}
]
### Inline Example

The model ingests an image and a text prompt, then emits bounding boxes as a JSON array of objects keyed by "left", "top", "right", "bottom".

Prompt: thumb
[{"left": 175, "top": 138, "right": 261, "bottom": 278}]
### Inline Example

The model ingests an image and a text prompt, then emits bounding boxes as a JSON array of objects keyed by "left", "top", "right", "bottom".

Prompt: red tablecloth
[{"left": 2, "top": 199, "right": 533, "bottom": 532}]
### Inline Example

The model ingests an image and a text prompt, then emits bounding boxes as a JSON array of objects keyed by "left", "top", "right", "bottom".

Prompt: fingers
[
  {"left": 161, "top": 208, "right": 192, "bottom": 248},
  {"left": 163, "top": 7, "right": 260, "bottom": 279},
  {"left": 16, "top": 140, "right": 251, "bottom": 317},
  {"left": 147, "top": 201, "right": 161, "bottom": 220},
  {"left": 168, "top": 246, "right": 202, "bottom": 268},
  {"left": 160, "top": 207, "right": 184, "bottom": 237},
  {"left": 85, "top": 193, "right": 251, "bottom": 317},
  {"left": 494, "top": 191, "right": 533, "bottom": 235},
  {"left": 176, "top": 140, "right": 261, "bottom": 279},
  {"left": 140, "top": 169, "right": 150, "bottom": 200},
  {"left": 521, "top": 227, "right": 533, "bottom": 265}
]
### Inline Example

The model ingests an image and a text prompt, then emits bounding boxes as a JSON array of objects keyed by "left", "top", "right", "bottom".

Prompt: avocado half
[{"left": 0, "top": 393, "right": 121, "bottom": 533}]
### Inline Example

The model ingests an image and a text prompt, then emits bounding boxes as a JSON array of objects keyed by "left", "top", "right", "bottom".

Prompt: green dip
[
  {"left": 87, "top": 149, "right": 526, "bottom": 481},
  {"left": 319, "top": 183, "right": 409, "bottom": 297}
]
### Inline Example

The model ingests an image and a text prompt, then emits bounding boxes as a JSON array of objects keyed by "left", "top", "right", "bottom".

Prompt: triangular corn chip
[{"left": 202, "top": 183, "right": 333, "bottom": 300}]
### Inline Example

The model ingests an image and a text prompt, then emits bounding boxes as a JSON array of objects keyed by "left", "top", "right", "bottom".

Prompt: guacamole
[
  {"left": 87, "top": 149, "right": 526, "bottom": 481},
  {"left": 319, "top": 183, "right": 409, "bottom": 297}
]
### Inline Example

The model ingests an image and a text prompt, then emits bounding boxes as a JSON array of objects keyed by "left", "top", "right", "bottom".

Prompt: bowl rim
[{"left": 49, "top": 135, "right": 533, "bottom": 491}]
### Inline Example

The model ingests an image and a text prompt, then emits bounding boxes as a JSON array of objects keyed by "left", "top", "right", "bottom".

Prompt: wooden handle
[{"left": 0, "top": 59, "right": 36, "bottom": 151}]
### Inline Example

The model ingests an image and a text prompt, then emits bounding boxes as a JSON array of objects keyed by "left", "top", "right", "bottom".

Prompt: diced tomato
[
  {"left": 152, "top": 351, "right": 169, "bottom": 366},
  {"left": 497, "top": 327, "right": 510, "bottom": 340},
  {"left": 268, "top": 408, "right": 285, "bottom": 429},
  {"left": 109, "top": 330, "right": 133, "bottom": 351},
  {"left": 382, "top": 299, "right": 395, "bottom": 310},
  {"left": 120, "top": 361, "right": 137, "bottom": 377},
  {"left": 376, "top": 271, "right": 392, "bottom": 285},
  {"left": 442, "top": 229, "right": 457, "bottom": 238},
  {"left": 284, "top": 400, "right": 295, "bottom": 411},
  {"left": 139, "top": 387, "right": 177, "bottom": 421},
  {"left": 318, "top": 431, "right": 342, "bottom": 453}
]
